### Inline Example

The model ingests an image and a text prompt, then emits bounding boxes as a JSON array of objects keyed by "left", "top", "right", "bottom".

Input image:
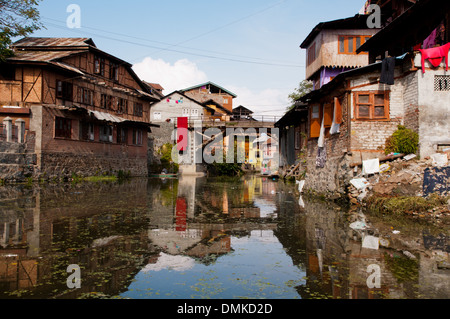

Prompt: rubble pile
[{"left": 346, "top": 152, "right": 450, "bottom": 224}]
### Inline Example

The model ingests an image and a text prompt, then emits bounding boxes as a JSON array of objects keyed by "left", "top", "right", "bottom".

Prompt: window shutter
[
  {"left": 324, "top": 103, "right": 333, "bottom": 127},
  {"left": 310, "top": 105, "right": 321, "bottom": 138},
  {"left": 334, "top": 97, "right": 343, "bottom": 124}
]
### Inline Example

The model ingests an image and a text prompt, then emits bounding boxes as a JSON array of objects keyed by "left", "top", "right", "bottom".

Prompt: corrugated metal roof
[
  {"left": 8, "top": 50, "right": 84, "bottom": 62},
  {"left": 89, "top": 110, "right": 127, "bottom": 123},
  {"left": 12, "top": 37, "right": 95, "bottom": 49}
]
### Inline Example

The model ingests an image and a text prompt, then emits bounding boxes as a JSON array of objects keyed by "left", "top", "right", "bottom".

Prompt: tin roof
[
  {"left": 300, "top": 14, "right": 375, "bottom": 49},
  {"left": 180, "top": 81, "right": 237, "bottom": 98},
  {"left": 12, "top": 37, "right": 96, "bottom": 49}
]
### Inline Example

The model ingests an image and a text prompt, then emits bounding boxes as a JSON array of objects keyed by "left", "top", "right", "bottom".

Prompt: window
[
  {"left": 354, "top": 91, "right": 389, "bottom": 120},
  {"left": 182, "top": 108, "right": 190, "bottom": 116},
  {"left": 100, "top": 94, "right": 111, "bottom": 109},
  {"left": 56, "top": 80, "right": 73, "bottom": 101},
  {"left": 338, "top": 35, "right": 370, "bottom": 54},
  {"left": 117, "top": 98, "right": 128, "bottom": 114},
  {"left": 94, "top": 56, "right": 105, "bottom": 76},
  {"left": 295, "top": 127, "right": 301, "bottom": 150},
  {"left": 153, "top": 112, "right": 162, "bottom": 120},
  {"left": 434, "top": 75, "right": 450, "bottom": 91},
  {"left": 117, "top": 127, "right": 128, "bottom": 144},
  {"left": 308, "top": 42, "right": 316, "bottom": 65},
  {"left": 80, "top": 122, "right": 94, "bottom": 141},
  {"left": 77, "top": 87, "right": 94, "bottom": 105},
  {"left": 132, "top": 128, "right": 143, "bottom": 146},
  {"left": 99, "top": 125, "right": 113, "bottom": 143},
  {"left": 133, "top": 102, "right": 143, "bottom": 117},
  {"left": 110, "top": 62, "right": 119, "bottom": 81},
  {"left": 55, "top": 117, "right": 72, "bottom": 139},
  {"left": 310, "top": 105, "right": 321, "bottom": 138}
]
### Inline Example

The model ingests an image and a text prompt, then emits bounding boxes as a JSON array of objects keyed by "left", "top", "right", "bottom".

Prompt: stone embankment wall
[{"left": 0, "top": 140, "right": 37, "bottom": 182}]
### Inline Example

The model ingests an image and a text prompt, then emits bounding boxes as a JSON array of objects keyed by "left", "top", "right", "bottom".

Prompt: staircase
[{"left": 283, "top": 162, "right": 304, "bottom": 179}]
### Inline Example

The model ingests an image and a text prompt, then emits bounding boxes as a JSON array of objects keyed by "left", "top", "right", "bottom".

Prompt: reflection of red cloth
[
  {"left": 177, "top": 117, "right": 188, "bottom": 151},
  {"left": 419, "top": 43, "right": 450, "bottom": 73},
  {"left": 176, "top": 198, "right": 187, "bottom": 232}
]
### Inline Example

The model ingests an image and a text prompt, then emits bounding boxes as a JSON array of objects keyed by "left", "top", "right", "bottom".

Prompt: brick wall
[
  {"left": 31, "top": 105, "right": 148, "bottom": 179},
  {"left": 304, "top": 92, "right": 353, "bottom": 196}
]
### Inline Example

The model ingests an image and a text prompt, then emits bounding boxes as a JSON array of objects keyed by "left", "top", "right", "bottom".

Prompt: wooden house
[
  {"left": 179, "top": 81, "right": 237, "bottom": 114},
  {"left": 232, "top": 105, "right": 254, "bottom": 121},
  {"left": 300, "top": 14, "right": 379, "bottom": 90},
  {"left": 0, "top": 37, "right": 160, "bottom": 178}
]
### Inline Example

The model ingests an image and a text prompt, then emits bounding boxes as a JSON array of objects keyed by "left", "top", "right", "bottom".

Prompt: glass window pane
[
  {"left": 348, "top": 37, "right": 354, "bottom": 53},
  {"left": 358, "top": 94, "right": 370, "bottom": 104},
  {"left": 339, "top": 37, "right": 345, "bottom": 53},
  {"left": 312, "top": 105, "right": 320, "bottom": 119},
  {"left": 374, "top": 106, "right": 385, "bottom": 117},
  {"left": 356, "top": 37, "right": 362, "bottom": 50},
  {"left": 358, "top": 105, "right": 370, "bottom": 117},
  {"left": 375, "top": 94, "right": 385, "bottom": 105}
]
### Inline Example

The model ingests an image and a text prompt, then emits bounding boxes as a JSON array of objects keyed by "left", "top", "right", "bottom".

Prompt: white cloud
[
  {"left": 227, "top": 85, "right": 290, "bottom": 119},
  {"left": 132, "top": 57, "right": 208, "bottom": 95},
  {"left": 132, "top": 57, "right": 290, "bottom": 119}
]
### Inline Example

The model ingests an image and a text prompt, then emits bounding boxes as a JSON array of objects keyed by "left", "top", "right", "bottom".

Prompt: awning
[
  {"left": 89, "top": 110, "right": 126, "bottom": 123},
  {"left": 88, "top": 110, "right": 160, "bottom": 128}
]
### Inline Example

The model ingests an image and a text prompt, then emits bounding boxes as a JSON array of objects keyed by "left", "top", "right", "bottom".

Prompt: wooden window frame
[
  {"left": 308, "top": 42, "right": 316, "bottom": 65},
  {"left": 94, "top": 56, "right": 105, "bottom": 76},
  {"left": 354, "top": 91, "right": 390, "bottom": 121},
  {"left": 80, "top": 122, "right": 94, "bottom": 141},
  {"left": 55, "top": 117, "right": 72, "bottom": 139},
  {"left": 99, "top": 124, "right": 113, "bottom": 143},
  {"left": 117, "top": 98, "right": 128, "bottom": 114},
  {"left": 132, "top": 128, "right": 143, "bottom": 146},
  {"left": 309, "top": 104, "right": 322, "bottom": 138},
  {"left": 117, "top": 126, "right": 128, "bottom": 144},
  {"left": 133, "top": 102, "right": 143, "bottom": 117},
  {"left": 109, "top": 62, "right": 119, "bottom": 82},
  {"left": 56, "top": 80, "right": 73, "bottom": 101},
  {"left": 338, "top": 35, "right": 370, "bottom": 55}
]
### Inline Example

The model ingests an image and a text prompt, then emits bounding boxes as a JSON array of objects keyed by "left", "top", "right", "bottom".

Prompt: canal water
[{"left": 0, "top": 176, "right": 448, "bottom": 299}]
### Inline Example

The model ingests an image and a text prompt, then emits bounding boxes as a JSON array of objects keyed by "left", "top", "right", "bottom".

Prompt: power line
[
  {"left": 145, "top": 0, "right": 287, "bottom": 56},
  {"left": 41, "top": 16, "right": 302, "bottom": 67},
  {"left": 41, "top": 19, "right": 304, "bottom": 68}
]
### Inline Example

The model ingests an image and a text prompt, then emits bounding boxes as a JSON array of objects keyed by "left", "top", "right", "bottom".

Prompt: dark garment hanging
[{"left": 380, "top": 57, "right": 396, "bottom": 85}]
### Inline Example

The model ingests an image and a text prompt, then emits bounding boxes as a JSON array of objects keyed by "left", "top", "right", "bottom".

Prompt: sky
[{"left": 28, "top": 0, "right": 366, "bottom": 117}]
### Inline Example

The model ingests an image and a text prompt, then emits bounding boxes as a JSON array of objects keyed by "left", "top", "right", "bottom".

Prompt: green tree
[
  {"left": 0, "top": 0, "right": 43, "bottom": 61},
  {"left": 287, "top": 80, "right": 313, "bottom": 112}
]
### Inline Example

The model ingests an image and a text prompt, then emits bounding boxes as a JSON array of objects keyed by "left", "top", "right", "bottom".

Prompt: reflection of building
[{"left": 0, "top": 180, "right": 151, "bottom": 298}]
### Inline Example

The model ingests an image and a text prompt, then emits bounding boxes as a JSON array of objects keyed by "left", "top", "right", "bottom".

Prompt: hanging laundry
[
  {"left": 316, "top": 144, "right": 327, "bottom": 168},
  {"left": 330, "top": 97, "right": 342, "bottom": 135},
  {"left": 380, "top": 56, "right": 396, "bottom": 85},
  {"left": 177, "top": 117, "right": 188, "bottom": 151},
  {"left": 419, "top": 42, "right": 450, "bottom": 73}
]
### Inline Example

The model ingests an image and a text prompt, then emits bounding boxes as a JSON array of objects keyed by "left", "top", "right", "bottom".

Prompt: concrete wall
[
  {"left": 413, "top": 54, "right": 450, "bottom": 157},
  {"left": 150, "top": 92, "right": 204, "bottom": 122}
]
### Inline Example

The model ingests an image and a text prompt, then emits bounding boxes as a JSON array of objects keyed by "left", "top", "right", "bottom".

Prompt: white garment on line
[{"left": 362, "top": 158, "right": 380, "bottom": 175}]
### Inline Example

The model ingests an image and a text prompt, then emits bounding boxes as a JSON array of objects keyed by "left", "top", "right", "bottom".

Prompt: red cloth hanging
[
  {"left": 419, "top": 43, "right": 450, "bottom": 73},
  {"left": 177, "top": 117, "right": 188, "bottom": 151}
]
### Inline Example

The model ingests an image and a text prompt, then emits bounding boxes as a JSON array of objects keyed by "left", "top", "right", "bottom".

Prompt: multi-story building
[
  {"left": 0, "top": 37, "right": 161, "bottom": 179},
  {"left": 300, "top": 14, "right": 379, "bottom": 90}
]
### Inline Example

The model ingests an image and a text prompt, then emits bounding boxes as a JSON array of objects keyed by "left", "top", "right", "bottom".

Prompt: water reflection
[{"left": 0, "top": 176, "right": 448, "bottom": 299}]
